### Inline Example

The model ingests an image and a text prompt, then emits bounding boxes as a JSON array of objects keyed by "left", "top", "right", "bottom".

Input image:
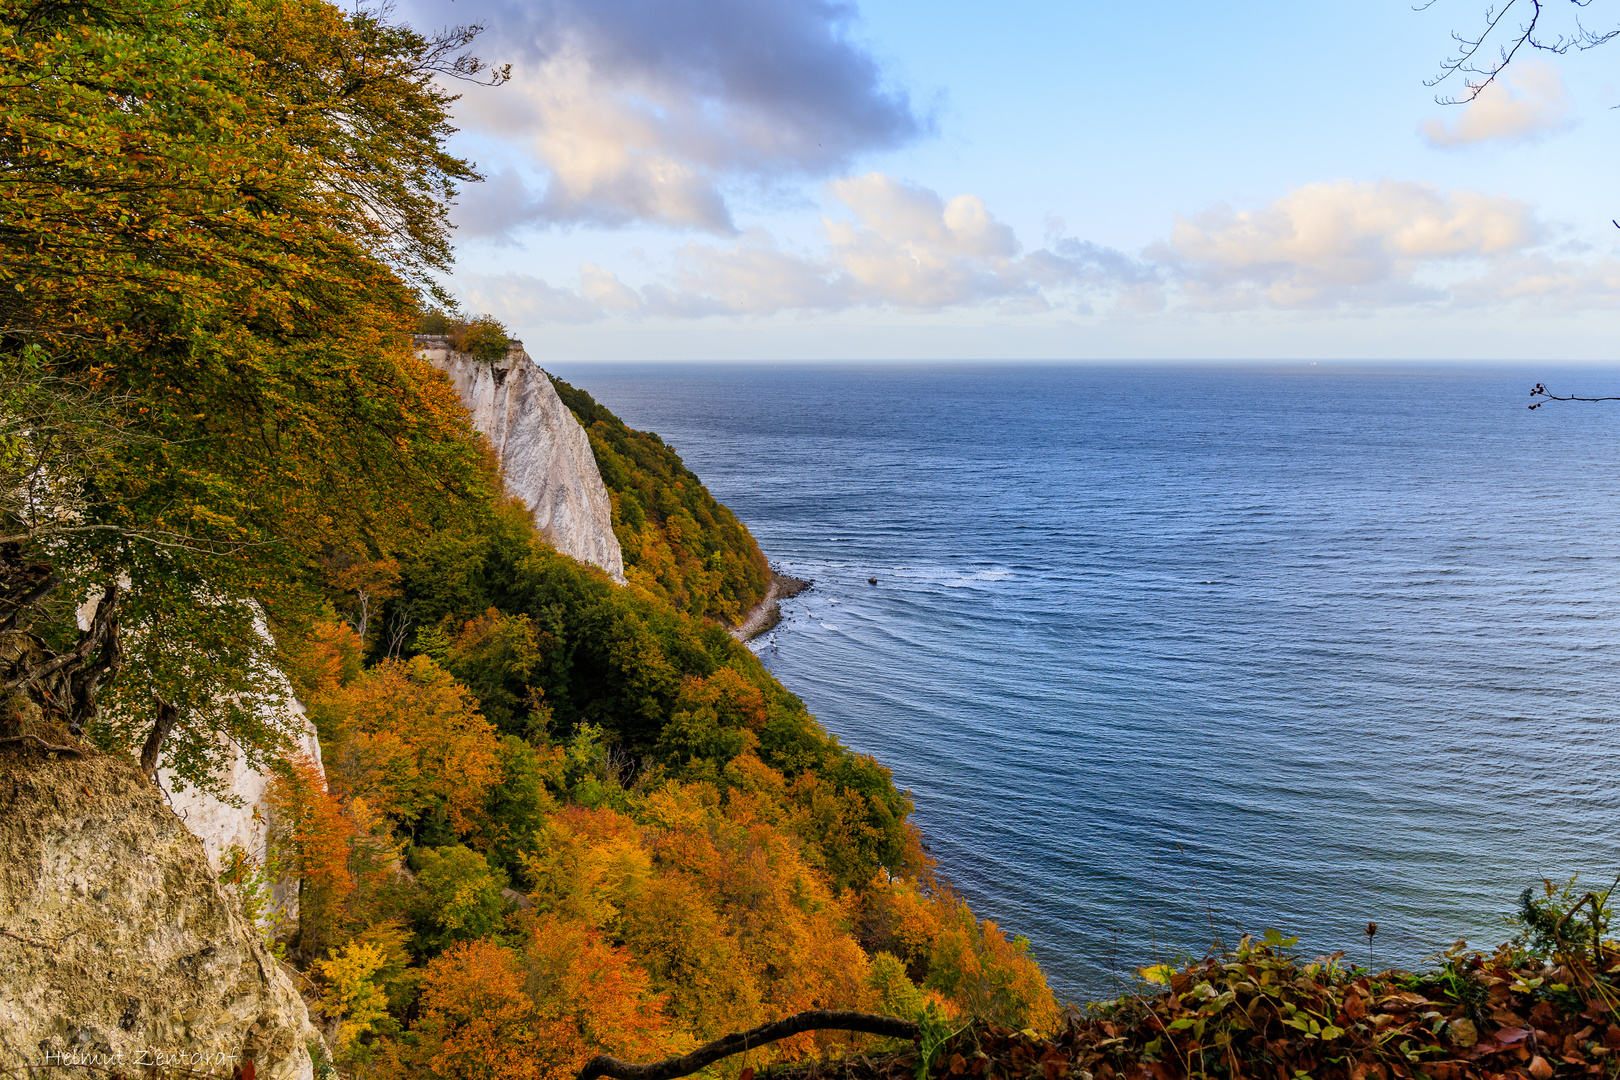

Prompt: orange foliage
[
  {"left": 387, "top": 938, "right": 565, "bottom": 1080},
  {"left": 312, "top": 653, "right": 503, "bottom": 833},
  {"left": 282, "top": 618, "right": 364, "bottom": 702},
  {"left": 526, "top": 781, "right": 911, "bottom": 1067},
  {"left": 374, "top": 928, "right": 681, "bottom": 1080},
  {"left": 267, "top": 751, "right": 356, "bottom": 953},
  {"left": 675, "top": 668, "right": 768, "bottom": 731},
  {"left": 276, "top": 624, "right": 1061, "bottom": 1076},
  {"left": 523, "top": 915, "right": 687, "bottom": 1068},
  {"left": 857, "top": 871, "right": 1059, "bottom": 1031}
]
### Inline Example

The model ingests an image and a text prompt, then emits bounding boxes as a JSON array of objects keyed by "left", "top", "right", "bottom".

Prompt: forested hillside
[
  {"left": 0, "top": 0, "right": 1058, "bottom": 1075},
  {"left": 550, "top": 376, "right": 772, "bottom": 625},
  {"left": 280, "top": 501, "right": 1057, "bottom": 1076}
]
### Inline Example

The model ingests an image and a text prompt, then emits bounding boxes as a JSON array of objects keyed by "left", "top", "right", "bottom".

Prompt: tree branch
[
  {"left": 1527, "top": 382, "right": 1620, "bottom": 408},
  {"left": 577, "top": 1011, "right": 919, "bottom": 1080}
]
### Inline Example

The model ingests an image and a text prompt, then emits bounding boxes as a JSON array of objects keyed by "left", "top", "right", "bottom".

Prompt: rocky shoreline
[{"left": 732, "top": 570, "right": 813, "bottom": 640}]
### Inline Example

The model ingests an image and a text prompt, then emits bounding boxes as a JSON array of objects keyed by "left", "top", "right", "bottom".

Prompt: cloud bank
[
  {"left": 457, "top": 176, "right": 1620, "bottom": 324},
  {"left": 450, "top": 0, "right": 928, "bottom": 235},
  {"left": 460, "top": 174, "right": 1150, "bottom": 321}
]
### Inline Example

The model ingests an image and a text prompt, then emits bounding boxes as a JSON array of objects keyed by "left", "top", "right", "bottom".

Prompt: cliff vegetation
[
  {"left": 777, "top": 882, "right": 1620, "bottom": 1080},
  {"left": 278, "top": 500, "right": 1057, "bottom": 1076},
  {"left": 549, "top": 376, "right": 772, "bottom": 626}
]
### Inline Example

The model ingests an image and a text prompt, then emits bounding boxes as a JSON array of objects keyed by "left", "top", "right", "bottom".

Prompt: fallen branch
[
  {"left": 577, "top": 1011, "right": 919, "bottom": 1080},
  {"left": 0, "top": 733, "right": 83, "bottom": 756}
]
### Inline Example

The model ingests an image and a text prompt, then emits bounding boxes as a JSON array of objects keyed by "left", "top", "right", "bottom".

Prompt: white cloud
[
  {"left": 459, "top": 272, "right": 608, "bottom": 323},
  {"left": 1451, "top": 253, "right": 1620, "bottom": 309},
  {"left": 457, "top": 174, "right": 1144, "bottom": 320},
  {"left": 1420, "top": 62, "right": 1572, "bottom": 148},
  {"left": 1152, "top": 180, "right": 1539, "bottom": 309},
  {"left": 823, "top": 174, "right": 1027, "bottom": 308}
]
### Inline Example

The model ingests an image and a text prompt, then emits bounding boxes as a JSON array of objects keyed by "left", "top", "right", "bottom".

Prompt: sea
[{"left": 547, "top": 361, "right": 1620, "bottom": 1004}]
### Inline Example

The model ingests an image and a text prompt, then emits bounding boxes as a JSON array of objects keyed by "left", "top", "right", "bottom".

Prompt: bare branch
[
  {"left": 577, "top": 1011, "right": 919, "bottom": 1080},
  {"left": 1527, "top": 381, "right": 1620, "bottom": 407},
  {"left": 1427, "top": 0, "right": 1620, "bottom": 102}
]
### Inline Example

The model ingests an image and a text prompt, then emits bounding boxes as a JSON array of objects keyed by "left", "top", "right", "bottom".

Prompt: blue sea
[{"left": 548, "top": 362, "right": 1620, "bottom": 1003}]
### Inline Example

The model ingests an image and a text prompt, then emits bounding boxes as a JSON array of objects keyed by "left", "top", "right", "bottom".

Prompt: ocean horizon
[{"left": 552, "top": 360, "right": 1620, "bottom": 1002}]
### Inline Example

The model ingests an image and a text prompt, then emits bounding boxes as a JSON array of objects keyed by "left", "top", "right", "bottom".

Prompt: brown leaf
[
  {"left": 1529, "top": 1055, "right": 1553, "bottom": 1080},
  {"left": 1345, "top": 994, "right": 1367, "bottom": 1021}
]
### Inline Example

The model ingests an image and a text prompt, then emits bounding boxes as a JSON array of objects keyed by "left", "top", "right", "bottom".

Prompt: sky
[{"left": 394, "top": 0, "right": 1620, "bottom": 361}]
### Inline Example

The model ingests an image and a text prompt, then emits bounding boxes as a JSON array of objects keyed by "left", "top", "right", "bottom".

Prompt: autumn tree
[
  {"left": 308, "top": 651, "right": 504, "bottom": 840},
  {"left": 0, "top": 0, "right": 503, "bottom": 786},
  {"left": 267, "top": 752, "right": 358, "bottom": 956}
]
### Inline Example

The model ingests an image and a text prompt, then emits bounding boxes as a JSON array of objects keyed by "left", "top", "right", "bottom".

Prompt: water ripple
[{"left": 556, "top": 362, "right": 1620, "bottom": 1002}]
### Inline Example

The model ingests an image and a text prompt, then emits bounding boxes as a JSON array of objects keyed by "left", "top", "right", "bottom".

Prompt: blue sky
[{"left": 400, "top": 0, "right": 1620, "bottom": 361}]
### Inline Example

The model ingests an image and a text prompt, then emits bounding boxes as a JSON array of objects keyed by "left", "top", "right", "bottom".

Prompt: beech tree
[{"left": 0, "top": 0, "right": 506, "bottom": 785}]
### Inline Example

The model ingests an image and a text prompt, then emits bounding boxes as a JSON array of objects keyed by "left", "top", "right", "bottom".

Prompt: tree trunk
[{"left": 139, "top": 696, "right": 178, "bottom": 778}]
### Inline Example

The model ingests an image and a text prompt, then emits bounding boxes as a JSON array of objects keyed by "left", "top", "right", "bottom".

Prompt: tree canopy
[{"left": 0, "top": 0, "right": 500, "bottom": 787}]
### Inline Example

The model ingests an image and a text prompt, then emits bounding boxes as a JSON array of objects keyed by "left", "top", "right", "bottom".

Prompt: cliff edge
[
  {"left": 419, "top": 339, "right": 626, "bottom": 582},
  {"left": 0, "top": 748, "right": 322, "bottom": 1079}
]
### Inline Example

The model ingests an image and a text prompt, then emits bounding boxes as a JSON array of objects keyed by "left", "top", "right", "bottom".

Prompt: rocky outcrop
[
  {"left": 0, "top": 748, "right": 323, "bottom": 1079},
  {"left": 419, "top": 339, "right": 625, "bottom": 582}
]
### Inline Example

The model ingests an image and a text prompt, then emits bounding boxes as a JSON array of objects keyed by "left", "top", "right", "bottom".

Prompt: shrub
[{"left": 450, "top": 315, "right": 512, "bottom": 362}]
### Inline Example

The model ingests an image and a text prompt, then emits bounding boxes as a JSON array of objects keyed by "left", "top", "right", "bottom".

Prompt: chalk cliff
[
  {"left": 0, "top": 749, "right": 322, "bottom": 1080},
  {"left": 419, "top": 339, "right": 625, "bottom": 582}
]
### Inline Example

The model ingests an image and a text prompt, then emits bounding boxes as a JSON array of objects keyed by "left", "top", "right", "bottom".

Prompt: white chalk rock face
[
  {"left": 0, "top": 752, "right": 323, "bottom": 1080},
  {"left": 420, "top": 340, "right": 626, "bottom": 583}
]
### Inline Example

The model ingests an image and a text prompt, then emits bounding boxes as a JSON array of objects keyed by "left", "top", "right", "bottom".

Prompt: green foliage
[
  {"left": 868, "top": 951, "right": 936, "bottom": 1024},
  {"left": 548, "top": 375, "right": 771, "bottom": 624},
  {"left": 412, "top": 844, "right": 510, "bottom": 951},
  {"left": 0, "top": 0, "right": 498, "bottom": 787},
  {"left": 478, "top": 736, "right": 560, "bottom": 881},
  {"left": 390, "top": 505, "right": 913, "bottom": 889},
  {"left": 1511, "top": 873, "right": 1618, "bottom": 963},
  {"left": 415, "top": 312, "right": 513, "bottom": 361},
  {"left": 914, "top": 1003, "right": 959, "bottom": 1080},
  {"left": 218, "top": 842, "right": 293, "bottom": 953},
  {"left": 416, "top": 607, "right": 545, "bottom": 736},
  {"left": 449, "top": 315, "right": 513, "bottom": 362}
]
